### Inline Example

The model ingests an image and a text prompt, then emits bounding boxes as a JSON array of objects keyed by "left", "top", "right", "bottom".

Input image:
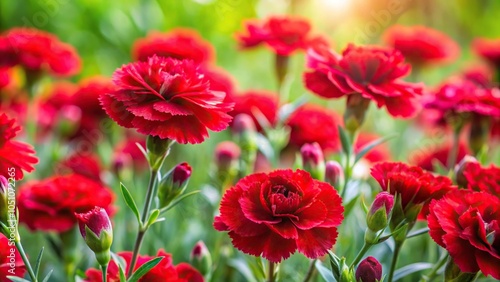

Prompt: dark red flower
[
  {"left": 286, "top": 105, "right": 341, "bottom": 152},
  {"left": 0, "top": 233, "right": 26, "bottom": 281},
  {"left": 57, "top": 153, "right": 102, "bottom": 182},
  {"left": 0, "top": 28, "right": 81, "bottom": 76},
  {"left": 132, "top": 28, "right": 214, "bottom": 64},
  {"left": 0, "top": 114, "right": 38, "bottom": 180},
  {"left": 17, "top": 174, "right": 114, "bottom": 232},
  {"left": 99, "top": 56, "right": 233, "bottom": 144},
  {"left": 462, "top": 162, "right": 500, "bottom": 196},
  {"left": 229, "top": 90, "right": 279, "bottom": 131},
  {"left": 382, "top": 25, "right": 459, "bottom": 65},
  {"left": 371, "top": 162, "right": 455, "bottom": 220},
  {"left": 411, "top": 141, "right": 470, "bottom": 172},
  {"left": 304, "top": 44, "right": 422, "bottom": 118},
  {"left": 354, "top": 133, "right": 391, "bottom": 163},
  {"left": 473, "top": 38, "right": 500, "bottom": 70},
  {"left": 214, "top": 169, "right": 344, "bottom": 262},
  {"left": 428, "top": 190, "right": 500, "bottom": 279},
  {"left": 84, "top": 250, "right": 204, "bottom": 282},
  {"left": 462, "top": 64, "right": 494, "bottom": 88},
  {"left": 237, "top": 16, "right": 326, "bottom": 56},
  {"left": 355, "top": 256, "right": 382, "bottom": 282}
]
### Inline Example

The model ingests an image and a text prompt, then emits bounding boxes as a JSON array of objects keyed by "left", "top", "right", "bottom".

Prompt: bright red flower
[
  {"left": 0, "top": 114, "right": 38, "bottom": 180},
  {"left": 132, "top": 28, "right": 214, "bottom": 64},
  {"left": 354, "top": 133, "right": 391, "bottom": 163},
  {"left": 0, "top": 233, "right": 26, "bottom": 281},
  {"left": 214, "top": 169, "right": 344, "bottom": 262},
  {"left": 428, "top": 190, "right": 500, "bottom": 279},
  {"left": 17, "top": 174, "right": 114, "bottom": 232},
  {"left": 203, "top": 66, "right": 237, "bottom": 102},
  {"left": 99, "top": 56, "right": 233, "bottom": 144},
  {"left": 304, "top": 44, "right": 422, "bottom": 118},
  {"left": 0, "top": 28, "right": 81, "bottom": 76},
  {"left": 112, "top": 135, "right": 147, "bottom": 172},
  {"left": 286, "top": 105, "right": 341, "bottom": 152},
  {"left": 237, "top": 16, "right": 325, "bottom": 56},
  {"left": 411, "top": 141, "right": 470, "bottom": 172},
  {"left": 57, "top": 153, "right": 102, "bottom": 182},
  {"left": 382, "top": 25, "right": 459, "bottom": 65},
  {"left": 371, "top": 162, "right": 455, "bottom": 219},
  {"left": 84, "top": 250, "right": 204, "bottom": 282},
  {"left": 229, "top": 90, "right": 279, "bottom": 131},
  {"left": 462, "top": 162, "right": 500, "bottom": 196},
  {"left": 473, "top": 38, "right": 500, "bottom": 69},
  {"left": 37, "top": 81, "right": 78, "bottom": 136}
]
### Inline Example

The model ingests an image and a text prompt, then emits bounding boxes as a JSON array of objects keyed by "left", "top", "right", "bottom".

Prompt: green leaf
[
  {"left": 354, "top": 134, "right": 397, "bottom": 164},
  {"left": 127, "top": 257, "right": 163, "bottom": 282},
  {"left": 228, "top": 258, "right": 258, "bottom": 282},
  {"left": 160, "top": 190, "right": 200, "bottom": 214},
  {"left": 344, "top": 194, "right": 361, "bottom": 218},
  {"left": 315, "top": 260, "right": 337, "bottom": 282},
  {"left": 34, "top": 247, "right": 44, "bottom": 277},
  {"left": 120, "top": 183, "right": 142, "bottom": 225},
  {"left": 255, "top": 133, "right": 275, "bottom": 163},
  {"left": 111, "top": 252, "right": 127, "bottom": 271},
  {"left": 146, "top": 209, "right": 160, "bottom": 228},
  {"left": 338, "top": 126, "right": 352, "bottom": 156},
  {"left": 277, "top": 95, "right": 308, "bottom": 124},
  {"left": 393, "top": 263, "right": 433, "bottom": 281},
  {"left": 6, "top": 277, "right": 31, "bottom": 282},
  {"left": 327, "top": 251, "right": 342, "bottom": 280},
  {"left": 406, "top": 227, "right": 430, "bottom": 239},
  {"left": 135, "top": 142, "right": 149, "bottom": 162},
  {"left": 119, "top": 264, "right": 127, "bottom": 282},
  {"left": 41, "top": 269, "right": 54, "bottom": 282}
]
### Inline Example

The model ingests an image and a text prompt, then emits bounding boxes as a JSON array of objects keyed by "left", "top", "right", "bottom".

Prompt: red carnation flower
[
  {"left": 286, "top": 105, "right": 341, "bottom": 152},
  {"left": 473, "top": 38, "right": 500, "bottom": 70},
  {"left": 0, "top": 28, "right": 81, "bottom": 76},
  {"left": 0, "top": 233, "right": 26, "bottom": 281},
  {"left": 462, "top": 162, "right": 500, "bottom": 196},
  {"left": 304, "top": 44, "right": 422, "bottom": 118},
  {"left": 237, "top": 16, "right": 325, "bottom": 56},
  {"left": 17, "top": 174, "right": 114, "bottom": 232},
  {"left": 57, "top": 153, "right": 102, "bottom": 182},
  {"left": 84, "top": 250, "right": 204, "bottom": 282},
  {"left": 411, "top": 141, "right": 470, "bottom": 172},
  {"left": 214, "top": 169, "right": 344, "bottom": 262},
  {"left": 0, "top": 114, "right": 38, "bottom": 180},
  {"left": 428, "top": 190, "right": 500, "bottom": 279},
  {"left": 462, "top": 64, "right": 494, "bottom": 88},
  {"left": 382, "top": 25, "right": 459, "bottom": 66},
  {"left": 371, "top": 162, "right": 455, "bottom": 220},
  {"left": 229, "top": 90, "right": 279, "bottom": 131},
  {"left": 112, "top": 135, "right": 148, "bottom": 172},
  {"left": 203, "top": 66, "right": 237, "bottom": 102},
  {"left": 99, "top": 56, "right": 233, "bottom": 144},
  {"left": 132, "top": 28, "right": 214, "bottom": 64}
]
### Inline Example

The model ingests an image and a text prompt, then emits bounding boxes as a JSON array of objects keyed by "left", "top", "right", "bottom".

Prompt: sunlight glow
[{"left": 321, "top": 0, "right": 352, "bottom": 11}]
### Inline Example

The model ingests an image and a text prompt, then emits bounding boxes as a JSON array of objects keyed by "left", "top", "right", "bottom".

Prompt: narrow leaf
[
  {"left": 34, "top": 247, "right": 45, "bottom": 277},
  {"left": 338, "top": 126, "right": 352, "bottom": 156},
  {"left": 6, "top": 277, "right": 31, "bottom": 282},
  {"left": 277, "top": 95, "right": 308, "bottom": 123},
  {"left": 354, "top": 134, "right": 397, "bottom": 164},
  {"left": 344, "top": 194, "right": 361, "bottom": 218},
  {"left": 393, "top": 263, "right": 433, "bottom": 281},
  {"left": 127, "top": 257, "right": 163, "bottom": 282},
  {"left": 41, "top": 269, "right": 54, "bottom": 282},
  {"left": 315, "top": 260, "right": 337, "bottom": 282},
  {"left": 160, "top": 190, "right": 200, "bottom": 214},
  {"left": 119, "top": 264, "right": 127, "bottom": 282},
  {"left": 255, "top": 133, "right": 275, "bottom": 163},
  {"left": 227, "top": 258, "right": 258, "bottom": 282},
  {"left": 146, "top": 209, "right": 160, "bottom": 228},
  {"left": 120, "top": 183, "right": 142, "bottom": 225}
]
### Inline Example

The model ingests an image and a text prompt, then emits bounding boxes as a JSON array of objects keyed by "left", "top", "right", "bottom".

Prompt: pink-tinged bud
[
  {"left": 158, "top": 163, "right": 192, "bottom": 208},
  {"left": 325, "top": 160, "right": 343, "bottom": 187},
  {"left": 74, "top": 207, "right": 113, "bottom": 266},
  {"left": 455, "top": 155, "right": 479, "bottom": 187},
  {"left": 355, "top": 256, "right": 382, "bottom": 282},
  {"left": 57, "top": 105, "right": 82, "bottom": 136},
  {"left": 190, "top": 240, "right": 212, "bottom": 276},
  {"left": 367, "top": 192, "right": 394, "bottom": 233},
  {"left": 301, "top": 143, "right": 325, "bottom": 180},
  {"left": 0, "top": 176, "right": 8, "bottom": 225},
  {"left": 215, "top": 141, "right": 241, "bottom": 170},
  {"left": 232, "top": 114, "right": 256, "bottom": 134}
]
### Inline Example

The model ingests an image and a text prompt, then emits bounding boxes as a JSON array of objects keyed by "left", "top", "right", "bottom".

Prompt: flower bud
[
  {"left": 300, "top": 143, "right": 325, "bottom": 180},
  {"left": 0, "top": 176, "right": 8, "bottom": 225},
  {"left": 455, "top": 155, "right": 478, "bottom": 188},
  {"left": 366, "top": 192, "right": 394, "bottom": 232},
  {"left": 158, "top": 162, "right": 192, "bottom": 208},
  {"left": 344, "top": 94, "right": 371, "bottom": 133},
  {"left": 190, "top": 240, "right": 212, "bottom": 276},
  {"left": 74, "top": 207, "right": 113, "bottom": 266},
  {"left": 325, "top": 160, "right": 343, "bottom": 187},
  {"left": 57, "top": 105, "right": 81, "bottom": 137},
  {"left": 232, "top": 114, "right": 256, "bottom": 135},
  {"left": 355, "top": 256, "right": 382, "bottom": 282},
  {"left": 146, "top": 135, "right": 173, "bottom": 170},
  {"left": 215, "top": 141, "right": 241, "bottom": 172}
]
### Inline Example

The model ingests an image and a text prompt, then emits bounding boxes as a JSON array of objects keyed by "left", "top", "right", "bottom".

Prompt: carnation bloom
[
  {"left": 382, "top": 25, "right": 459, "bottom": 65},
  {"left": 462, "top": 162, "right": 500, "bottom": 196},
  {"left": 411, "top": 141, "right": 470, "bottom": 172},
  {"left": 57, "top": 153, "right": 102, "bottom": 182},
  {"left": 236, "top": 15, "right": 325, "bottom": 56},
  {"left": 0, "top": 114, "right": 38, "bottom": 180},
  {"left": 286, "top": 105, "right": 341, "bottom": 152},
  {"left": 214, "top": 169, "right": 344, "bottom": 262},
  {"left": 304, "top": 44, "right": 422, "bottom": 118},
  {"left": 428, "top": 190, "right": 500, "bottom": 279},
  {"left": 132, "top": 28, "right": 214, "bottom": 64},
  {"left": 371, "top": 162, "right": 455, "bottom": 220},
  {"left": 112, "top": 135, "right": 147, "bottom": 172},
  {"left": 473, "top": 38, "right": 500, "bottom": 70},
  {"left": 462, "top": 64, "right": 494, "bottom": 88},
  {"left": 99, "top": 56, "right": 233, "bottom": 144},
  {"left": 17, "top": 174, "right": 114, "bottom": 232},
  {"left": 229, "top": 90, "right": 279, "bottom": 131},
  {"left": 84, "top": 250, "right": 204, "bottom": 282},
  {"left": 0, "top": 233, "right": 26, "bottom": 281},
  {"left": 0, "top": 27, "right": 81, "bottom": 76}
]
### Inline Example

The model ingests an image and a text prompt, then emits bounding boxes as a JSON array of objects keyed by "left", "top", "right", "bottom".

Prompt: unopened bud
[
  {"left": 325, "top": 161, "right": 343, "bottom": 188},
  {"left": 146, "top": 135, "right": 173, "bottom": 170},
  {"left": 367, "top": 192, "right": 394, "bottom": 232},
  {"left": 158, "top": 162, "right": 192, "bottom": 208},
  {"left": 355, "top": 257, "right": 382, "bottom": 282},
  {"left": 215, "top": 141, "right": 241, "bottom": 171},
  {"left": 232, "top": 114, "right": 256, "bottom": 135},
  {"left": 344, "top": 94, "right": 371, "bottom": 133},
  {"left": 57, "top": 105, "right": 81, "bottom": 136},
  {"left": 190, "top": 240, "right": 212, "bottom": 276},
  {"left": 300, "top": 143, "right": 325, "bottom": 180},
  {"left": 455, "top": 155, "right": 478, "bottom": 188},
  {"left": 74, "top": 207, "right": 113, "bottom": 266}
]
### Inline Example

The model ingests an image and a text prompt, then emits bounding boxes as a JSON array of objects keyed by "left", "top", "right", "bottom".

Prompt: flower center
[{"left": 272, "top": 185, "right": 290, "bottom": 197}]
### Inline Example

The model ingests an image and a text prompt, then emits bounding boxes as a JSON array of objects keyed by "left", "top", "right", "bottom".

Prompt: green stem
[
  {"left": 127, "top": 168, "right": 159, "bottom": 277},
  {"left": 268, "top": 261, "right": 275, "bottom": 282},
  {"left": 406, "top": 227, "right": 429, "bottom": 239},
  {"left": 15, "top": 241, "right": 38, "bottom": 282},
  {"left": 447, "top": 126, "right": 461, "bottom": 170},
  {"left": 101, "top": 264, "right": 108, "bottom": 282},
  {"left": 350, "top": 242, "right": 373, "bottom": 268},
  {"left": 388, "top": 241, "right": 404, "bottom": 282},
  {"left": 419, "top": 253, "right": 448, "bottom": 282},
  {"left": 302, "top": 259, "right": 317, "bottom": 282},
  {"left": 340, "top": 130, "right": 356, "bottom": 199}
]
